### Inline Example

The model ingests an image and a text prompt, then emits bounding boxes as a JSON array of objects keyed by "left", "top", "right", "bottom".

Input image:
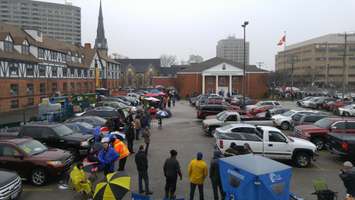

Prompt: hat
[
  {"left": 101, "top": 137, "right": 110, "bottom": 143},
  {"left": 100, "top": 127, "right": 109, "bottom": 133},
  {"left": 344, "top": 161, "right": 353, "bottom": 168},
  {"left": 197, "top": 152, "right": 203, "bottom": 160}
]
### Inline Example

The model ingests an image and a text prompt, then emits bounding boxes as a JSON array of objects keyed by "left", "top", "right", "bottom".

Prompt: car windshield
[
  {"left": 78, "top": 122, "right": 94, "bottom": 129},
  {"left": 281, "top": 110, "right": 295, "bottom": 117},
  {"left": 18, "top": 140, "right": 47, "bottom": 156},
  {"left": 314, "top": 118, "right": 333, "bottom": 128},
  {"left": 217, "top": 113, "right": 228, "bottom": 121},
  {"left": 53, "top": 125, "right": 74, "bottom": 136}
]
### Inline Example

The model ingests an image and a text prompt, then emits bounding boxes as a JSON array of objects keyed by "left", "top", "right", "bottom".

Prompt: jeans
[
  {"left": 138, "top": 171, "right": 150, "bottom": 193},
  {"left": 118, "top": 157, "right": 127, "bottom": 171},
  {"left": 189, "top": 183, "right": 204, "bottom": 200},
  {"left": 165, "top": 176, "right": 177, "bottom": 199},
  {"left": 136, "top": 129, "right": 141, "bottom": 140},
  {"left": 211, "top": 179, "right": 225, "bottom": 200}
]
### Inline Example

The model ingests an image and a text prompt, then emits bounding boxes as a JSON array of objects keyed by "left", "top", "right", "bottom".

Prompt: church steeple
[{"left": 95, "top": 0, "right": 108, "bottom": 53}]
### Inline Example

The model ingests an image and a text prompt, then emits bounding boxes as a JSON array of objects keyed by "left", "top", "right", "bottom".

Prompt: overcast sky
[{"left": 46, "top": 0, "right": 355, "bottom": 70}]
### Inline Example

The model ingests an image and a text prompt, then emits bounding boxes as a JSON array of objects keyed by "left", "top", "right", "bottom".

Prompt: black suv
[{"left": 18, "top": 122, "right": 94, "bottom": 158}]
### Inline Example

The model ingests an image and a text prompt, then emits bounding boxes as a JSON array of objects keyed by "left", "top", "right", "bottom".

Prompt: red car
[
  {"left": 248, "top": 105, "right": 274, "bottom": 116},
  {"left": 325, "top": 100, "right": 352, "bottom": 112},
  {"left": 293, "top": 117, "right": 355, "bottom": 150},
  {"left": 197, "top": 104, "right": 239, "bottom": 119}
]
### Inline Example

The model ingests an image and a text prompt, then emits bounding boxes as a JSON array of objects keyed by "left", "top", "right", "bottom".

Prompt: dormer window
[
  {"left": 21, "top": 40, "right": 30, "bottom": 55},
  {"left": 4, "top": 35, "right": 13, "bottom": 52}
]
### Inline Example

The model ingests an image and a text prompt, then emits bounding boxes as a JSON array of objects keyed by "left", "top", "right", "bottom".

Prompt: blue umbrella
[{"left": 157, "top": 110, "right": 169, "bottom": 118}]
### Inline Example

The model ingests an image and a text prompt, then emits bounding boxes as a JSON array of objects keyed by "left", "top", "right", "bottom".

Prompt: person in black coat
[
  {"left": 339, "top": 161, "right": 355, "bottom": 198},
  {"left": 126, "top": 122, "right": 135, "bottom": 153},
  {"left": 135, "top": 145, "right": 153, "bottom": 195},
  {"left": 210, "top": 150, "right": 225, "bottom": 200}
]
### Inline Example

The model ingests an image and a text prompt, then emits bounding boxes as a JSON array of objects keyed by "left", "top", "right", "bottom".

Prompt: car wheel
[
  {"left": 208, "top": 127, "right": 216, "bottom": 136},
  {"left": 344, "top": 112, "right": 350, "bottom": 117},
  {"left": 280, "top": 122, "right": 290, "bottom": 130},
  {"left": 294, "top": 152, "right": 311, "bottom": 168},
  {"left": 31, "top": 168, "right": 47, "bottom": 186},
  {"left": 312, "top": 137, "right": 325, "bottom": 151}
]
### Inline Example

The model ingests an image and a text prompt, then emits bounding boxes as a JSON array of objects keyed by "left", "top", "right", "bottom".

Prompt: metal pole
[
  {"left": 242, "top": 21, "right": 248, "bottom": 107},
  {"left": 291, "top": 57, "right": 294, "bottom": 101}
]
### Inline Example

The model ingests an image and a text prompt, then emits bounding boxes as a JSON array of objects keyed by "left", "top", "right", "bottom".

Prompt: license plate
[{"left": 11, "top": 191, "right": 18, "bottom": 199}]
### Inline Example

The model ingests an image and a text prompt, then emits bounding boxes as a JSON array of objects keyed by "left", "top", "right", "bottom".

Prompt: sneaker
[{"left": 58, "top": 184, "right": 69, "bottom": 190}]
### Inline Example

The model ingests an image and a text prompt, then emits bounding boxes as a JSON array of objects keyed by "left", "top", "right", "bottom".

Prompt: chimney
[{"left": 84, "top": 43, "right": 91, "bottom": 49}]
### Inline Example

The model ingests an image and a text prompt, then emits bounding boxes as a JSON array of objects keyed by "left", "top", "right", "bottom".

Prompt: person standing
[
  {"left": 142, "top": 127, "right": 151, "bottom": 155},
  {"left": 98, "top": 137, "right": 119, "bottom": 175},
  {"left": 188, "top": 152, "right": 208, "bottom": 200},
  {"left": 163, "top": 149, "right": 182, "bottom": 199},
  {"left": 135, "top": 145, "right": 153, "bottom": 195},
  {"left": 112, "top": 138, "right": 130, "bottom": 171},
  {"left": 126, "top": 121, "right": 135, "bottom": 153},
  {"left": 210, "top": 151, "right": 225, "bottom": 200},
  {"left": 339, "top": 161, "right": 355, "bottom": 198},
  {"left": 134, "top": 115, "right": 142, "bottom": 140}
]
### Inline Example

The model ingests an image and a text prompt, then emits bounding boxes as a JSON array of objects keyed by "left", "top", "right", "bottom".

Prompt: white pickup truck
[
  {"left": 202, "top": 111, "right": 273, "bottom": 135},
  {"left": 215, "top": 124, "right": 317, "bottom": 167}
]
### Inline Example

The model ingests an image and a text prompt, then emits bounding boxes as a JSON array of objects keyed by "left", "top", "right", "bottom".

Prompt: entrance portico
[{"left": 201, "top": 62, "right": 244, "bottom": 95}]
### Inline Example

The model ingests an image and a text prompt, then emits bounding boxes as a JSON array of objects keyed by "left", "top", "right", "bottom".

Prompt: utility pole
[{"left": 241, "top": 21, "right": 249, "bottom": 107}]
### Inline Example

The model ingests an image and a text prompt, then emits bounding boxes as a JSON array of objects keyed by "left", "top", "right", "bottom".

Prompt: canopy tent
[{"left": 219, "top": 154, "right": 292, "bottom": 200}]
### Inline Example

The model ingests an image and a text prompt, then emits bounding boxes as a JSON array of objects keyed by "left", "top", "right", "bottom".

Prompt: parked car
[
  {"left": 300, "top": 97, "right": 317, "bottom": 108},
  {"left": 64, "top": 122, "right": 96, "bottom": 135},
  {"left": 269, "top": 107, "right": 290, "bottom": 116},
  {"left": 294, "top": 117, "right": 355, "bottom": 150},
  {"left": 326, "top": 99, "right": 352, "bottom": 112},
  {"left": 0, "top": 170, "right": 22, "bottom": 199},
  {"left": 272, "top": 110, "right": 318, "bottom": 130},
  {"left": 246, "top": 101, "right": 281, "bottom": 111},
  {"left": 297, "top": 96, "right": 313, "bottom": 107},
  {"left": 196, "top": 104, "right": 239, "bottom": 119},
  {"left": 65, "top": 116, "right": 107, "bottom": 127},
  {"left": 248, "top": 105, "right": 277, "bottom": 116},
  {"left": 202, "top": 111, "right": 273, "bottom": 135},
  {"left": 215, "top": 124, "right": 317, "bottom": 167},
  {"left": 230, "top": 96, "right": 256, "bottom": 106},
  {"left": 18, "top": 122, "right": 94, "bottom": 158},
  {"left": 127, "top": 92, "right": 141, "bottom": 99},
  {"left": 291, "top": 113, "right": 328, "bottom": 128},
  {"left": 328, "top": 132, "right": 355, "bottom": 160},
  {"left": 82, "top": 106, "right": 126, "bottom": 120},
  {"left": 0, "top": 138, "right": 73, "bottom": 185},
  {"left": 308, "top": 97, "right": 336, "bottom": 109},
  {"left": 338, "top": 104, "right": 355, "bottom": 116},
  {"left": 95, "top": 101, "right": 129, "bottom": 110}
]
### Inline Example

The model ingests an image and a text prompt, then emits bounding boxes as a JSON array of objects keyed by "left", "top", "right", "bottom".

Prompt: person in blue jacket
[{"left": 98, "top": 137, "right": 119, "bottom": 175}]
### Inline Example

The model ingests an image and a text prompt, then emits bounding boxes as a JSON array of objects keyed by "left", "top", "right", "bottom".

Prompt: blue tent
[{"left": 219, "top": 154, "right": 292, "bottom": 200}]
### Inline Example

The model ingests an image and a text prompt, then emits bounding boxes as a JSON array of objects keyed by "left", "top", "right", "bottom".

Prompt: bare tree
[
  {"left": 187, "top": 54, "right": 204, "bottom": 64},
  {"left": 160, "top": 54, "right": 178, "bottom": 67}
]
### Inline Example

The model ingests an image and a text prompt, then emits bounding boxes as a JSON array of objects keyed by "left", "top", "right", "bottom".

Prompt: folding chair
[{"left": 312, "top": 178, "right": 337, "bottom": 200}]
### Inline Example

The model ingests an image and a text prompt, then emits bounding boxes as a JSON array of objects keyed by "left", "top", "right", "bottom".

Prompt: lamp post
[{"left": 242, "top": 21, "right": 249, "bottom": 107}]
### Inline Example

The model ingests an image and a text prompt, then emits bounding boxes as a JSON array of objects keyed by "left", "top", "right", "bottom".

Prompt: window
[
  {"left": 40, "top": 83, "right": 46, "bottom": 95},
  {"left": 62, "top": 68, "right": 67, "bottom": 77},
  {"left": 22, "top": 44, "right": 30, "bottom": 55},
  {"left": 10, "top": 84, "right": 18, "bottom": 96},
  {"left": 84, "top": 82, "right": 88, "bottom": 92},
  {"left": 39, "top": 65, "right": 46, "bottom": 76},
  {"left": 225, "top": 115, "right": 238, "bottom": 122},
  {"left": 70, "top": 82, "right": 75, "bottom": 91},
  {"left": 26, "top": 83, "right": 34, "bottom": 95},
  {"left": 0, "top": 145, "right": 20, "bottom": 156},
  {"left": 51, "top": 52, "right": 57, "bottom": 60},
  {"left": 27, "top": 97, "right": 34, "bottom": 106},
  {"left": 269, "top": 131, "right": 287, "bottom": 143},
  {"left": 26, "top": 64, "right": 34, "bottom": 76},
  {"left": 9, "top": 63, "right": 18, "bottom": 76},
  {"left": 231, "top": 127, "right": 257, "bottom": 133},
  {"left": 51, "top": 83, "right": 57, "bottom": 93},
  {"left": 77, "top": 82, "right": 81, "bottom": 92},
  {"left": 333, "top": 122, "right": 345, "bottom": 129},
  {"left": 52, "top": 67, "right": 57, "bottom": 77},
  {"left": 4, "top": 37, "right": 13, "bottom": 52},
  {"left": 38, "top": 48, "right": 44, "bottom": 58},
  {"left": 346, "top": 122, "right": 355, "bottom": 129},
  {"left": 10, "top": 99, "right": 19, "bottom": 109},
  {"left": 63, "top": 82, "right": 68, "bottom": 93}
]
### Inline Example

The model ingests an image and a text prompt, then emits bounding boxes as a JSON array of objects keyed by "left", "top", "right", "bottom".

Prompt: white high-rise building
[{"left": 216, "top": 36, "right": 249, "bottom": 65}]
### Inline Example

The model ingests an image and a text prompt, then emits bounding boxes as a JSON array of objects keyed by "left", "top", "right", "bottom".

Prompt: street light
[{"left": 242, "top": 21, "right": 249, "bottom": 107}]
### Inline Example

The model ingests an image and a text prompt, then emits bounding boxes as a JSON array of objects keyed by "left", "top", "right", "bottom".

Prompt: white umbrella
[{"left": 144, "top": 97, "right": 160, "bottom": 102}]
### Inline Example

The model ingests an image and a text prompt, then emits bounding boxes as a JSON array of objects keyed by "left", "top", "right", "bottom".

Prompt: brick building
[
  {"left": 152, "top": 57, "right": 269, "bottom": 98},
  {"left": 0, "top": 23, "right": 119, "bottom": 113}
]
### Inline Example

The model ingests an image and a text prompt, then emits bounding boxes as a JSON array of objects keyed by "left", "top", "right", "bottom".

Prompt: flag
[{"left": 277, "top": 35, "right": 286, "bottom": 46}]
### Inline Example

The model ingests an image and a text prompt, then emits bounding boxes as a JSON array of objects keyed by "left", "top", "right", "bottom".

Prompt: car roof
[
  {"left": 0, "top": 137, "right": 32, "bottom": 145},
  {"left": 257, "top": 126, "right": 282, "bottom": 132},
  {"left": 23, "top": 122, "right": 62, "bottom": 128}
]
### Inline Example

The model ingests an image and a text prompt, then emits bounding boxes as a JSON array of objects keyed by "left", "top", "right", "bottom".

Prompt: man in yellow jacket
[{"left": 188, "top": 152, "right": 208, "bottom": 200}]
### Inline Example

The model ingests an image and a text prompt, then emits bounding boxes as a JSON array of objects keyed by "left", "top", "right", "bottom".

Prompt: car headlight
[
  {"left": 47, "top": 161, "right": 63, "bottom": 167},
  {"left": 80, "top": 141, "right": 89, "bottom": 147}
]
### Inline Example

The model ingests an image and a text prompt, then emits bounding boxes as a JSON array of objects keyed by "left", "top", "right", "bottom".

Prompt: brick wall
[
  {"left": 152, "top": 76, "right": 177, "bottom": 88},
  {"left": 176, "top": 73, "right": 202, "bottom": 98},
  {"left": 246, "top": 73, "right": 268, "bottom": 99}
]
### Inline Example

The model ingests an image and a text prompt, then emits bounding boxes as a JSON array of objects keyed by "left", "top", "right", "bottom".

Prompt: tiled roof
[
  {"left": 116, "top": 58, "right": 161, "bottom": 73},
  {"left": 179, "top": 57, "right": 268, "bottom": 73},
  {"left": 0, "top": 49, "right": 39, "bottom": 63},
  {"left": 159, "top": 65, "right": 190, "bottom": 76}
]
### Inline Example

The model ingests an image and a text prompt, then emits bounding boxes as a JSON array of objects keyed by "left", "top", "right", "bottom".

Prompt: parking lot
[{"left": 20, "top": 100, "right": 347, "bottom": 200}]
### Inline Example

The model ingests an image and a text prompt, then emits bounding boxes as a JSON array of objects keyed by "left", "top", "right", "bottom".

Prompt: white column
[
  {"left": 202, "top": 74, "right": 205, "bottom": 94},
  {"left": 229, "top": 75, "right": 232, "bottom": 95},
  {"left": 215, "top": 75, "right": 218, "bottom": 94}
]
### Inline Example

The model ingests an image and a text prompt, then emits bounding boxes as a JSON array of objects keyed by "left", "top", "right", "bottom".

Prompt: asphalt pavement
[{"left": 21, "top": 100, "right": 347, "bottom": 200}]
